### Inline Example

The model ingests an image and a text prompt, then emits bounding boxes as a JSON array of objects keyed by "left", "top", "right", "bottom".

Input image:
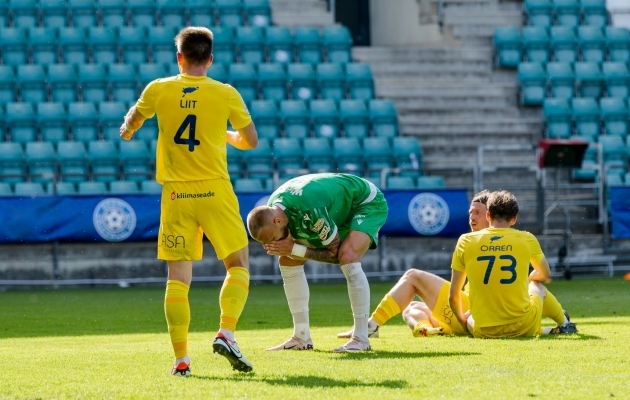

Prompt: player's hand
[
  {"left": 119, "top": 124, "right": 134, "bottom": 140},
  {"left": 463, "top": 310, "right": 472, "bottom": 333},
  {"left": 263, "top": 232, "right": 294, "bottom": 257}
]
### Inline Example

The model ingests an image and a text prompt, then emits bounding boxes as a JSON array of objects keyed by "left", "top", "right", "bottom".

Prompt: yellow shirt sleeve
[
  {"left": 135, "top": 80, "right": 157, "bottom": 119},
  {"left": 451, "top": 234, "right": 468, "bottom": 272},
  {"left": 227, "top": 85, "right": 252, "bottom": 130},
  {"left": 527, "top": 232, "right": 545, "bottom": 264}
]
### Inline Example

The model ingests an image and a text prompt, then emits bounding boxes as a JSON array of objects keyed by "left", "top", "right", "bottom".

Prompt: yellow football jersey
[
  {"left": 135, "top": 73, "right": 252, "bottom": 183},
  {"left": 451, "top": 227, "right": 545, "bottom": 328}
]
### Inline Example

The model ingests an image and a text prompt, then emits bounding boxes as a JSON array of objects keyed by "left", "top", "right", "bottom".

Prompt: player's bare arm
[
  {"left": 227, "top": 122, "right": 258, "bottom": 150},
  {"left": 449, "top": 269, "right": 469, "bottom": 331},
  {"left": 119, "top": 105, "right": 147, "bottom": 140},
  {"left": 529, "top": 256, "right": 551, "bottom": 282}
]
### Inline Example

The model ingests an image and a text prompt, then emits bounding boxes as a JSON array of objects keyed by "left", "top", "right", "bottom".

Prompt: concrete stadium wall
[{"left": 369, "top": 0, "right": 444, "bottom": 45}]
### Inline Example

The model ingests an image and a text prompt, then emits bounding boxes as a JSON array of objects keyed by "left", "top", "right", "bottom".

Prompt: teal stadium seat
[
  {"left": 138, "top": 63, "right": 167, "bottom": 87},
  {"left": 575, "top": 62, "right": 603, "bottom": 99},
  {"left": 317, "top": 63, "right": 346, "bottom": 101},
  {"left": 0, "top": 183, "right": 11, "bottom": 196},
  {"left": 89, "top": 27, "right": 119, "bottom": 65},
  {"left": 109, "top": 180, "right": 140, "bottom": 194},
  {"left": 6, "top": 102, "right": 36, "bottom": 144},
  {"left": 69, "top": 0, "right": 97, "bottom": 28},
  {"left": 273, "top": 137, "right": 304, "bottom": 177},
  {"left": 547, "top": 62, "right": 575, "bottom": 99},
  {"left": 416, "top": 176, "right": 445, "bottom": 189},
  {"left": 602, "top": 62, "right": 630, "bottom": 98},
  {"left": 234, "top": 178, "right": 265, "bottom": 193},
  {"left": 522, "top": 26, "right": 550, "bottom": 64},
  {"left": 0, "top": 142, "right": 26, "bottom": 184},
  {"left": 9, "top": 0, "right": 37, "bottom": 28},
  {"left": 0, "top": 65, "right": 17, "bottom": 106},
  {"left": 14, "top": 182, "right": 46, "bottom": 197},
  {"left": 207, "top": 63, "right": 228, "bottom": 83},
  {"left": 386, "top": 176, "right": 415, "bottom": 190},
  {"left": 581, "top": 0, "right": 608, "bottom": 28},
  {"left": 186, "top": 0, "right": 214, "bottom": 27},
  {"left": 392, "top": 137, "right": 422, "bottom": 176},
  {"left": 120, "top": 27, "right": 148, "bottom": 65},
  {"left": 229, "top": 64, "right": 258, "bottom": 103},
  {"left": 119, "top": 140, "right": 151, "bottom": 182},
  {"left": 573, "top": 144, "right": 598, "bottom": 180},
  {"left": 127, "top": 0, "right": 157, "bottom": 28},
  {"left": 216, "top": 0, "right": 244, "bottom": 27},
  {"left": 109, "top": 64, "right": 138, "bottom": 104},
  {"left": 605, "top": 27, "right": 630, "bottom": 63},
  {"left": 323, "top": 26, "right": 353, "bottom": 64},
  {"left": 280, "top": 100, "right": 310, "bottom": 139},
  {"left": 38, "top": 103, "right": 68, "bottom": 144},
  {"left": 578, "top": 26, "right": 606, "bottom": 63},
  {"left": 52, "top": 182, "right": 78, "bottom": 195},
  {"left": 571, "top": 98, "right": 600, "bottom": 142},
  {"left": 369, "top": 99, "right": 399, "bottom": 138},
  {"left": 0, "top": 0, "right": 6, "bottom": 27},
  {"left": 333, "top": 137, "right": 363, "bottom": 175},
  {"left": 29, "top": 27, "right": 58, "bottom": 65},
  {"left": 295, "top": 27, "right": 323, "bottom": 65},
  {"left": 288, "top": 63, "right": 317, "bottom": 101},
  {"left": 250, "top": 100, "right": 280, "bottom": 140},
  {"left": 227, "top": 144, "right": 245, "bottom": 180},
  {"left": 553, "top": 0, "right": 580, "bottom": 27},
  {"left": 244, "top": 0, "right": 271, "bottom": 27},
  {"left": 265, "top": 26, "right": 294, "bottom": 64},
  {"left": 550, "top": 26, "right": 578, "bottom": 63},
  {"left": 68, "top": 102, "right": 99, "bottom": 143},
  {"left": 340, "top": 99, "right": 369, "bottom": 139},
  {"left": 213, "top": 27, "right": 237, "bottom": 65},
  {"left": 518, "top": 62, "right": 547, "bottom": 105},
  {"left": 524, "top": 0, "right": 553, "bottom": 26},
  {"left": 258, "top": 63, "right": 287, "bottom": 102},
  {"left": 99, "top": 0, "right": 127, "bottom": 27},
  {"left": 48, "top": 64, "right": 78, "bottom": 105},
  {"left": 363, "top": 137, "right": 394, "bottom": 178},
  {"left": 157, "top": 0, "right": 185, "bottom": 28},
  {"left": 303, "top": 137, "right": 334, "bottom": 172},
  {"left": 17, "top": 65, "right": 47, "bottom": 104},
  {"left": 41, "top": 0, "right": 68, "bottom": 28},
  {"left": 88, "top": 141, "right": 119, "bottom": 183},
  {"left": 236, "top": 27, "right": 265, "bottom": 65},
  {"left": 78, "top": 181, "right": 108, "bottom": 195},
  {"left": 0, "top": 28, "right": 28, "bottom": 66},
  {"left": 136, "top": 117, "right": 158, "bottom": 144},
  {"left": 345, "top": 63, "right": 374, "bottom": 100},
  {"left": 0, "top": 106, "right": 4, "bottom": 137},
  {"left": 148, "top": 26, "right": 177, "bottom": 65},
  {"left": 310, "top": 99, "right": 340, "bottom": 139},
  {"left": 141, "top": 180, "right": 162, "bottom": 195},
  {"left": 242, "top": 138, "right": 273, "bottom": 179},
  {"left": 99, "top": 102, "right": 127, "bottom": 142},
  {"left": 494, "top": 27, "right": 522, "bottom": 68},
  {"left": 59, "top": 27, "right": 88, "bottom": 65},
  {"left": 600, "top": 135, "right": 626, "bottom": 168},
  {"left": 78, "top": 64, "right": 108, "bottom": 104},
  {"left": 25, "top": 142, "right": 56, "bottom": 184},
  {"left": 600, "top": 98, "right": 629, "bottom": 138},
  {"left": 543, "top": 98, "right": 572, "bottom": 139},
  {"left": 57, "top": 141, "right": 89, "bottom": 184}
]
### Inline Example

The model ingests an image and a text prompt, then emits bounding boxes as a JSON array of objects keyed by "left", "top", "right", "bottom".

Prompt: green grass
[{"left": 1, "top": 279, "right": 629, "bottom": 399}]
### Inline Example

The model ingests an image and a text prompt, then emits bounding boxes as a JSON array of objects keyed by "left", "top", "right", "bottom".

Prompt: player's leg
[
  {"left": 165, "top": 261, "right": 193, "bottom": 377},
  {"left": 530, "top": 282, "right": 578, "bottom": 334},
  {"left": 266, "top": 255, "right": 314, "bottom": 351},
  {"left": 402, "top": 301, "right": 444, "bottom": 337}
]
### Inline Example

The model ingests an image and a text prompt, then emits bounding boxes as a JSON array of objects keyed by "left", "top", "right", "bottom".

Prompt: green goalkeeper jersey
[{"left": 267, "top": 173, "right": 376, "bottom": 248}]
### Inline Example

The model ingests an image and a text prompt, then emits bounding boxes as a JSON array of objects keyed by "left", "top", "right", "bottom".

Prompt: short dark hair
[
  {"left": 175, "top": 27, "right": 213, "bottom": 66},
  {"left": 246, "top": 206, "right": 275, "bottom": 241},
  {"left": 487, "top": 190, "right": 519, "bottom": 222},
  {"left": 472, "top": 189, "right": 491, "bottom": 205}
]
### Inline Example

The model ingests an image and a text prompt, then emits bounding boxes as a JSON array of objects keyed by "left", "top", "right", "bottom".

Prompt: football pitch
[{"left": 1, "top": 278, "right": 629, "bottom": 399}]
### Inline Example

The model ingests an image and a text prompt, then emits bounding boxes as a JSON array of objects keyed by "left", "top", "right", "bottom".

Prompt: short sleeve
[
  {"left": 527, "top": 232, "right": 545, "bottom": 264},
  {"left": 135, "top": 80, "right": 157, "bottom": 119},
  {"left": 227, "top": 85, "right": 252, "bottom": 130},
  {"left": 451, "top": 235, "right": 467, "bottom": 272}
]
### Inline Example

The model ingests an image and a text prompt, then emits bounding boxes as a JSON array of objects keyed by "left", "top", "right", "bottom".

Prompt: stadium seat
[
  {"left": 602, "top": 62, "right": 630, "bottom": 98},
  {"left": 340, "top": 100, "right": 369, "bottom": 139},
  {"left": 317, "top": 63, "right": 346, "bottom": 101},
  {"left": 148, "top": 26, "right": 177, "bottom": 65},
  {"left": 600, "top": 98, "right": 629, "bottom": 138},
  {"left": 136, "top": 118, "right": 158, "bottom": 143},
  {"left": 571, "top": 98, "right": 600, "bottom": 141},
  {"left": 0, "top": 28, "right": 28, "bottom": 66},
  {"left": 288, "top": 63, "right": 317, "bottom": 101},
  {"left": 29, "top": 27, "right": 59, "bottom": 65},
  {"left": 311, "top": 99, "right": 340, "bottom": 139},
  {"left": 78, "top": 181, "right": 108, "bottom": 195},
  {"left": 88, "top": 141, "right": 119, "bottom": 183},
  {"left": 600, "top": 135, "right": 626, "bottom": 168},
  {"left": 244, "top": 0, "right": 271, "bottom": 27},
  {"left": 213, "top": 27, "right": 237, "bottom": 65},
  {"left": 273, "top": 137, "right": 304, "bottom": 176},
  {"left": 186, "top": 0, "right": 214, "bottom": 27},
  {"left": 48, "top": 64, "right": 78, "bottom": 105},
  {"left": 216, "top": 0, "right": 244, "bottom": 27},
  {"left": 346, "top": 63, "right": 374, "bottom": 100},
  {"left": 295, "top": 27, "right": 323, "bottom": 65},
  {"left": 9, "top": 0, "right": 38, "bottom": 28},
  {"left": 17, "top": 65, "right": 47, "bottom": 105},
  {"left": 141, "top": 180, "right": 162, "bottom": 195},
  {"left": 546, "top": 62, "right": 575, "bottom": 99},
  {"left": 59, "top": 27, "right": 88, "bottom": 65},
  {"left": 204, "top": 64, "right": 227, "bottom": 84},
  {"left": 392, "top": 137, "right": 422, "bottom": 176},
  {"left": 258, "top": 63, "right": 287, "bottom": 102},
  {"left": 127, "top": 0, "right": 157, "bottom": 27},
  {"left": 386, "top": 176, "right": 415, "bottom": 190},
  {"left": 119, "top": 140, "right": 151, "bottom": 182},
  {"left": 605, "top": 27, "right": 630, "bottom": 63},
  {"left": 369, "top": 99, "right": 399, "bottom": 139},
  {"left": 236, "top": 27, "right": 265, "bottom": 65},
  {"left": 57, "top": 141, "right": 89, "bottom": 184},
  {"left": 99, "top": 102, "right": 127, "bottom": 142},
  {"left": 575, "top": 62, "right": 603, "bottom": 99},
  {"left": 303, "top": 137, "right": 334, "bottom": 172},
  {"left": 553, "top": 0, "right": 580, "bottom": 27},
  {"left": 119, "top": 27, "right": 148, "bottom": 65},
  {"left": 580, "top": 0, "right": 608, "bottom": 28},
  {"left": 573, "top": 143, "right": 598, "bottom": 180},
  {"left": 416, "top": 176, "right": 445, "bottom": 189},
  {"left": 578, "top": 26, "right": 606, "bottom": 63},
  {"left": 78, "top": 64, "right": 108, "bottom": 104},
  {"left": 517, "top": 62, "right": 547, "bottom": 105},
  {"left": 0, "top": 65, "right": 17, "bottom": 106},
  {"left": 226, "top": 144, "right": 245, "bottom": 180},
  {"left": 242, "top": 138, "right": 273, "bottom": 179},
  {"left": 229, "top": 64, "right": 258, "bottom": 103},
  {"left": 525, "top": 0, "right": 553, "bottom": 26},
  {"left": 6, "top": 102, "right": 36, "bottom": 144},
  {"left": 323, "top": 26, "right": 353, "bottom": 64},
  {"left": 109, "top": 64, "right": 138, "bottom": 104},
  {"left": 234, "top": 178, "right": 265, "bottom": 193},
  {"left": 52, "top": 182, "right": 78, "bottom": 195},
  {"left": 265, "top": 26, "right": 294, "bottom": 64},
  {"left": 37, "top": 103, "right": 68, "bottom": 145},
  {"left": 363, "top": 137, "right": 394, "bottom": 178},
  {"left": 69, "top": 0, "right": 98, "bottom": 28},
  {"left": 333, "top": 137, "right": 363, "bottom": 175},
  {"left": 138, "top": 63, "right": 167, "bottom": 87},
  {"left": 0, "top": 142, "right": 26, "bottom": 184},
  {"left": 68, "top": 102, "right": 99, "bottom": 143},
  {"left": 494, "top": 27, "right": 522, "bottom": 68},
  {"left": 280, "top": 100, "right": 310, "bottom": 139},
  {"left": 40, "top": 0, "right": 69, "bottom": 28},
  {"left": 99, "top": 0, "right": 127, "bottom": 27},
  {"left": 543, "top": 98, "right": 572, "bottom": 139},
  {"left": 156, "top": 0, "right": 185, "bottom": 28},
  {"left": 14, "top": 182, "right": 46, "bottom": 197},
  {"left": 89, "top": 27, "right": 119, "bottom": 65},
  {"left": 250, "top": 100, "right": 280, "bottom": 140},
  {"left": 0, "top": 183, "right": 11, "bottom": 196},
  {"left": 550, "top": 26, "right": 578, "bottom": 63},
  {"left": 522, "top": 26, "right": 550, "bottom": 64},
  {"left": 26, "top": 142, "right": 56, "bottom": 184},
  {"left": 110, "top": 180, "right": 140, "bottom": 194}
]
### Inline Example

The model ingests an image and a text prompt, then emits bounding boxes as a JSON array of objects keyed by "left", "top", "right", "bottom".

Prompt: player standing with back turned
[{"left": 119, "top": 27, "right": 258, "bottom": 375}]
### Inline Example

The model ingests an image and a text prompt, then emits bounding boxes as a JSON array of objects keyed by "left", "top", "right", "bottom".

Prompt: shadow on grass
[
  {"left": 313, "top": 349, "right": 480, "bottom": 360},
  {"left": 536, "top": 333, "right": 602, "bottom": 341},
  {"left": 192, "top": 374, "right": 409, "bottom": 389}
]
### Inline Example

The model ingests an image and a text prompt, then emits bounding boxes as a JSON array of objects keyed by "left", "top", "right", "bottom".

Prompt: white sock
[
  {"left": 219, "top": 329, "right": 235, "bottom": 341},
  {"left": 340, "top": 262, "right": 370, "bottom": 343},
  {"left": 175, "top": 355, "right": 190, "bottom": 365},
  {"left": 280, "top": 264, "right": 311, "bottom": 341}
]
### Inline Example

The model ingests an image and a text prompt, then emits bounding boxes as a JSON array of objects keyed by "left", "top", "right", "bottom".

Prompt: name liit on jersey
[{"left": 170, "top": 191, "right": 216, "bottom": 200}]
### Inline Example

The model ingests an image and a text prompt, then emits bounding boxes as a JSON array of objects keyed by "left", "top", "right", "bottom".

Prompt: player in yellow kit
[{"left": 119, "top": 27, "right": 259, "bottom": 374}]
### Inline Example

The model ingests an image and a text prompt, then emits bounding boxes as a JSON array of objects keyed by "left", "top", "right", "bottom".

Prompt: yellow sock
[
  {"left": 543, "top": 290, "right": 565, "bottom": 326},
  {"left": 219, "top": 267, "right": 250, "bottom": 332},
  {"left": 371, "top": 294, "right": 402, "bottom": 326},
  {"left": 164, "top": 280, "right": 190, "bottom": 358}
]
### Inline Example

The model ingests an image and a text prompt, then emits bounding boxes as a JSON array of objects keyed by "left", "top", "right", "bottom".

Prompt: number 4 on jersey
[{"left": 174, "top": 114, "right": 200, "bottom": 152}]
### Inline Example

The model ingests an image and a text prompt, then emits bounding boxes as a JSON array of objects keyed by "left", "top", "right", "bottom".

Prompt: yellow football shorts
[
  {"left": 432, "top": 281, "right": 470, "bottom": 336},
  {"left": 472, "top": 293, "right": 543, "bottom": 338},
  {"left": 158, "top": 179, "right": 248, "bottom": 261}
]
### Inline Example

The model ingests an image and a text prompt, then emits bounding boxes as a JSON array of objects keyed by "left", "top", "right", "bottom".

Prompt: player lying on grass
[
  {"left": 247, "top": 173, "right": 388, "bottom": 352},
  {"left": 339, "top": 190, "right": 576, "bottom": 339}
]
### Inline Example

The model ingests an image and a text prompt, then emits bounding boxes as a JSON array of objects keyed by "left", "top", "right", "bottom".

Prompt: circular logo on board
[
  {"left": 93, "top": 198, "right": 137, "bottom": 242},
  {"left": 407, "top": 193, "right": 450, "bottom": 235}
]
